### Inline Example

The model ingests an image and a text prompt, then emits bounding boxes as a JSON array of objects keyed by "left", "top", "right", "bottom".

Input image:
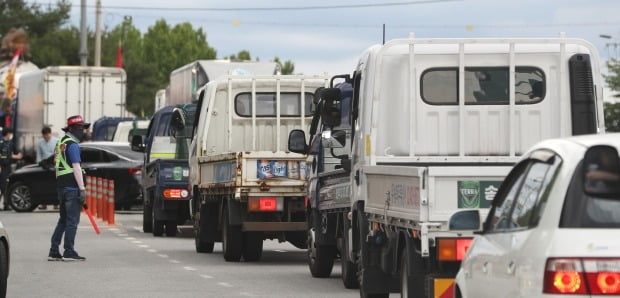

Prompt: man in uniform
[
  {"left": 48, "top": 115, "right": 89, "bottom": 261},
  {"left": 0, "top": 128, "right": 22, "bottom": 211}
]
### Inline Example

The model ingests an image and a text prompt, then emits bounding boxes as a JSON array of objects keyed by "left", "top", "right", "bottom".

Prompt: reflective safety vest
[{"left": 55, "top": 136, "right": 77, "bottom": 177}]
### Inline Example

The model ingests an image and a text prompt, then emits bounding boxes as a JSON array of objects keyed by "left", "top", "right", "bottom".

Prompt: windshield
[{"left": 560, "top": 162, "right": 620, "bottom": 228}]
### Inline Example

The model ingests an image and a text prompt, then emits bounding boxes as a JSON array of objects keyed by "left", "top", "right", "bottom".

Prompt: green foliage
[
  {"left": 29, "top": 27, "right": 81, "bottom": 66},
  {"left": 604, "top": 102, "right": 620, "bottom": 132},
  {"left": 273, "top": 56, "right": 295, "bottom": 75},
  {"left": 0, "top": 0, "right": 70, "bottom": 39}
]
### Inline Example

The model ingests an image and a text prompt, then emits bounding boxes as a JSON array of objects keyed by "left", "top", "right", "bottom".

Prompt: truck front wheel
[
  {"left": 307, "top": 227, "right": 336, "bottom": 277},
  {"left": 222, "top": 210, "right": 242, "bottom": 262},
  {"left": 194, "top": 204, "right": 215, "bottom": 253},
  {"left": 341, "top": 218, "right": 359, "bottom": 289}
]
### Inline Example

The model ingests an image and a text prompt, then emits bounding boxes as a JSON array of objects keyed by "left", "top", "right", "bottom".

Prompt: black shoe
[
  {"left": 62, "top": 252, "right": 86, "bottom": 261},
  {"left": 48, "top": 251, "right": 62, "bottom": 261}
]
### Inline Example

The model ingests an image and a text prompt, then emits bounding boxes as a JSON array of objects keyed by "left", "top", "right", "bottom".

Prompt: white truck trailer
[
  {"left": 16, "top": 66, "right": 127, "bottom": 161},
  {"left": 288, "top": 36, "right": 605, "bottom": 297},
  {"left": 167, "top": 60, "right": 278, "bottom": 106},
  {"left": 177, "top": 74, "right": 328, "bottom": 261}
]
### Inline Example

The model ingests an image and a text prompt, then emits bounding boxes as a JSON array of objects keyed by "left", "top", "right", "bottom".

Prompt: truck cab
[{"left": 132, "top": 104, "right": 195, "bottom": 236}]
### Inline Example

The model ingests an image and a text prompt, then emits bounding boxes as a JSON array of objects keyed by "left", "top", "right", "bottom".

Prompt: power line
[{"left": 72, "top": 0, "right": 460, "bottom": 12}]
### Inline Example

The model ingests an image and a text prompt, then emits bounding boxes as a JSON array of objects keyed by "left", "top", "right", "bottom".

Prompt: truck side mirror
[
  {"left": 131, "top": 135, "right": 145, "bottom": 152},
  {"left": 288, "top": 129, "right": 307, "bottom": 153},
  {"left": 170, "top": 108, "right": 186, "bottom": 133},
  {"left": 449, "top": 210, "right": 481, "bottom": 231},
  {"left": 320, "top": 88, "right": 342, "bottom": 127},
  {"left": 321, "top": 130, "right": 346, "bottom": 149},
  {"left": 583, "top": 145, "right": 620, "bottom": 198}
]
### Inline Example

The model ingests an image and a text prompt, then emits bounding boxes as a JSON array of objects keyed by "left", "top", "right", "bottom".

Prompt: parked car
[
  {"left": 0, "top": 220, "right": 8, "bottom": 298},
  {"left": 455, "top": 133, "right": 620, "bottom": 297},
  {"left": 6, "top": 142, "right": 143, "bottom": 212}
]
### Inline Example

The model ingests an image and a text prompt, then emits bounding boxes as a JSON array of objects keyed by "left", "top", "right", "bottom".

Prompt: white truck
[
  {"left": 154, "top": 88, "right": 167, "bottom": 112},
  {"left": 174, "top": 74, "right": 328, "bottom": 261},
  {"left": 15, "top": 66, "right": 127, "bottom": 161},
  {"left": 167, "top": 60, "right": 278, "bottom": 106},
  {"left": 288, "top": 36, "right": 606, "bottom": 297}
]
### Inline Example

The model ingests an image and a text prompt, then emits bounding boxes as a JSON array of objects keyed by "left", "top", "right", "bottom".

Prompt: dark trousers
[
  {"left": 50, "top": 188, "right": 82, "bottom": 255},
  {"left": 0, "top": 164, "right": 10, "bottom": 208}
]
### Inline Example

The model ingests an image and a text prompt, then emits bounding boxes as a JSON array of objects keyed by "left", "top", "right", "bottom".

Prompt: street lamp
[{"left": 600, "top": 34, "right": 619, "bottom": 60}]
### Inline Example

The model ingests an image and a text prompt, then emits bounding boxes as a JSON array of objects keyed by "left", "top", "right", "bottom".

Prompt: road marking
[
  {"left": 124, "top": 237, "right": 136, "bottom": 240},
  {"left": 200, "top": 274, "right": 213, "bottom": 279},
  {"left": 147, "top": 249, "right": 157, "bottom": 253},
  {"left": 239, "top": 292, "right": 257, "bottom": 297},
  {"left": 158, "top": 254, "right": 169, "bottom": 258},
  {"left": 118, "top": 234, "right": 128, "bottom": 237},
  {"left": 108, "top": 228, "right": 120, "bottom": 232},
  {"left": 183, "top": 266, "right": 197, "bottom": 271},
  {"left": 132, "top": 226, "right": 142, "bottom": 231},
  {"left": 138, "top": 245, "right": 149, "bottom": 248},
  {"left": 169, "top": 260, "right": 180, "bottom": 264},
  {"left": 274, "top": 250, "right": 287, "bottom": 252},
  {"left": 132, "top": 240, "right": 142, "bottom": 244},
  {"left": 218, "top": 282, "right": 233, "bottom": 288}
]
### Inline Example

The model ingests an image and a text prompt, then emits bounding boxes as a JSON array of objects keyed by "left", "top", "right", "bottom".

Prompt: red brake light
[
  {"left": 456, "top": 239, "right": 473, "bottom": 260},
  {"left": 545, "top": 258, "right": 620, "bottom": 295},
  {"left": 129, "top": 166, "right": 142, "bottom": 175},
  {"left": 247, "top": 197, "right": 283, "bottom": 212},
  {"left": 162, "top": 189, "right": 188, "bottom": 199},
  {"left": 259, "top": 197, "right": 277, "bottom": 211},
  {"left": 437, "top": 238, "right": 472, "bottom": 261}
]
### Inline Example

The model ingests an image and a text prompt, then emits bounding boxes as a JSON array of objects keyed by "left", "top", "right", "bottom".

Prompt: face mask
[{"left": 71, "top": 129, "right": 85, "bottom": 142}]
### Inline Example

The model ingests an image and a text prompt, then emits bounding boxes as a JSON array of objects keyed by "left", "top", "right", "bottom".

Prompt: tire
[
  {"left": 242, "top": 232, "right": 263, "bottom": 262},
  {"left": 0, "top": 240, "right": 7, "bottom": 298},
  {"left": 341, "top": 220, "right": 359, "bottom": 289},
  {"left": 222, "top": 209, "right": 242, "bottom": 262},
  {"left": 401, "top": 248, "right": 414, "bottom": 298},
  {"left": 194, "top": 204, "right": 214, "bottom": 253},
  {"left": 142, "top": 200, "right": 152, "bottom": 233},
  {"left": 152, "top": 205, "right": 164, "bottom": 237},
  {"left": 165, "top": 222, "right": 177, "bottom": 237},
  {"left": 307, "top": 228, "right": 335, "bottom": 278},
  {"left": 8, "top": 182, "right": 37, "bottom": 212}
]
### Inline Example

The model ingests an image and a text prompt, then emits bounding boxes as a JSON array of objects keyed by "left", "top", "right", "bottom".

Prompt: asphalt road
[{"left": 1, "top": 209, "right": 362, "bottom": 298}]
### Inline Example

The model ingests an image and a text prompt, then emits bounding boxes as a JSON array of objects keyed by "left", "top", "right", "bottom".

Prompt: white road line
[
  {"left": 274, "top": 250, "right": 287, "bottom": 252},
  {"left": 200, "top": 274, "right": 213, "bottom": 279},
  {"left": 124, "top": 237, "right": 136, "bottom": 240},
  {"left": 169, "top": 260, "right": 180, "bottom": 264},
  {"left": 132, "top": 226, "right": 142, "bottom": 231},
  {"left": 138, "top": 245, "right": 149, "bottom": 248},
  {"left": 132, "top": 241, "right": 142, "bottom": 244},
  {"left": 183, "top": 266, "right": 197, "bottom": 271},
  {"left": 158, "top": 254, "right": 169, "bottom": 258},
  {"left": 118, "top": 234, "right": 128, "bottom": 237},
  {"left": 239, "top": 292, "right": 257, "bottom": 297},
  {"left": 108, "top": 228, "right": 120, "bottom": 232},
  {"left": 147, "top": 249, "right": 157, "bottom": 253},
  {"left": 218, "top": 282, "right": 233, "bottom": 288}
]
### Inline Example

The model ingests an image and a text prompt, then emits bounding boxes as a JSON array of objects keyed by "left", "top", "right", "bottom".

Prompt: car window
[
  {"left": 81, "top": 148, "right": 103, "bottom": 163},
  {"left": 487, "top": 162, "right": 528, "bottom": 232},
  {"left": 102, "top": 151, "right": 119, "bottom": 162},
  {"left": 509, "top": 156, "right": 561, "bottom": 229},
  {"left": 156, "top": 113, "right": 172, "bottom": 136},
  {"left": 560, "top": 162, "right": 620, "bottom": 228}
]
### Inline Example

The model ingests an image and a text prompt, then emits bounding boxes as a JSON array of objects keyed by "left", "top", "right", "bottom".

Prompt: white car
[
  {"left": 455, "top": 133, "right": 620, "bottom": 297},
  {"left": 0, "top": 220, "right": 9, "bottom": 297}
]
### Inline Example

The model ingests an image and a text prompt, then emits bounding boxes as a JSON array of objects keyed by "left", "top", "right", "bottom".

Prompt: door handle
[{"left": 507, "top": 261, "right": 516, "bottom": 275}]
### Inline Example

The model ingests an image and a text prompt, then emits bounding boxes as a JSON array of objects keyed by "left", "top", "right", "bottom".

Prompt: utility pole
[
  {"left": 79, "top": 0, "right": 88, "bottom": 66},
  {"left": 95, "top": 0, "right": 102, "bottom": 66}
]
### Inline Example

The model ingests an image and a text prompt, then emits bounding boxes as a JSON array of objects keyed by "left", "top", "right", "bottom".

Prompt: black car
[{"left": 6, "top": 142, "right": 143, "bottom": 212}]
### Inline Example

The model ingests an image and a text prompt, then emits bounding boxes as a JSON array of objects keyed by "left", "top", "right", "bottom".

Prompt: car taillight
[
  {"left": 544, "top": 258, "right": 620, "bottom": 295},
  {"left": 129, "top": 166, "right": 142, "bottom": 175},
  {"left": 437, "top": 238, "right": 473, "bottom": 261},
  {"left": 248, "top": 197, "right": 283, "bottom": 212},
  {"left": 162, "top": 189, "right": 189, "bottom": 199}
]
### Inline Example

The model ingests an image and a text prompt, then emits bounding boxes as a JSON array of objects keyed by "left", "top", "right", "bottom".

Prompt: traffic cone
[{"left": 108, "top": 180, "right": 115, "bottom": 226}]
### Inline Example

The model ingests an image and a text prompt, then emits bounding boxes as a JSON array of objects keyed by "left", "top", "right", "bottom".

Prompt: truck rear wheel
[
  {"left": 153, "top": 205, "right": 165, "bottom": 237},
  {"left": 222, "top": 210, "right": 242, "bottom": 262},
  {"left": 142, "top": 201, "right": 152, "bottom": 233},
  {"left": 307, "top": 228, "right": 335, "bottom": 277},
  {"left": 194, "top": 205, "right": 215, "bottom": 253},
  {"left": 165, "top": 222, "right": 177, "bottom": 237},
  {"left": 242, "top": 232, "right": 263, "bottom": 262}
]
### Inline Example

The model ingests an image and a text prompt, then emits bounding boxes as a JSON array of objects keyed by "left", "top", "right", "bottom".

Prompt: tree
[
  {"left": 605, "top": 59, "right": 620, "bottom": 131},
  {"left": 273, "top": 57, "right": 295, "bottom": 75},
  {"left": 29, "top": 27, "right": 81, "bottom": 66},
  {"left": 604, "top": 102, "right": 620, "bottom": 132}
]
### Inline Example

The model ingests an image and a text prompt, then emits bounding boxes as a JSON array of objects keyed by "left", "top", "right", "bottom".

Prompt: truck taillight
[
  {"left": 544, "top": 258, "right": 620, "bottom": 295},
  {"left": 129, "top": 166, "right": 142, "bottom": 176},
  {"left": 437, "top": 238, "right": 472, "bottom": 261},
  {"left": 162, "top": 189, "right": 189, "bottom": 199},
  {"left": 248, "top": 197, "right": 283, "bottom": 212}
]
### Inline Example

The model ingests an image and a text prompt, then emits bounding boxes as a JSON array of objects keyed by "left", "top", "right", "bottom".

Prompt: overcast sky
[{"left": 65, "top": 0, "right": 620, "bottom": 77}]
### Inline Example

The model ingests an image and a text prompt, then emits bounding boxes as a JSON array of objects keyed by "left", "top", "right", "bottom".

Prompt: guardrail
[{"left": 85, "top": 175, "right": 115, "bottom": 226}]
